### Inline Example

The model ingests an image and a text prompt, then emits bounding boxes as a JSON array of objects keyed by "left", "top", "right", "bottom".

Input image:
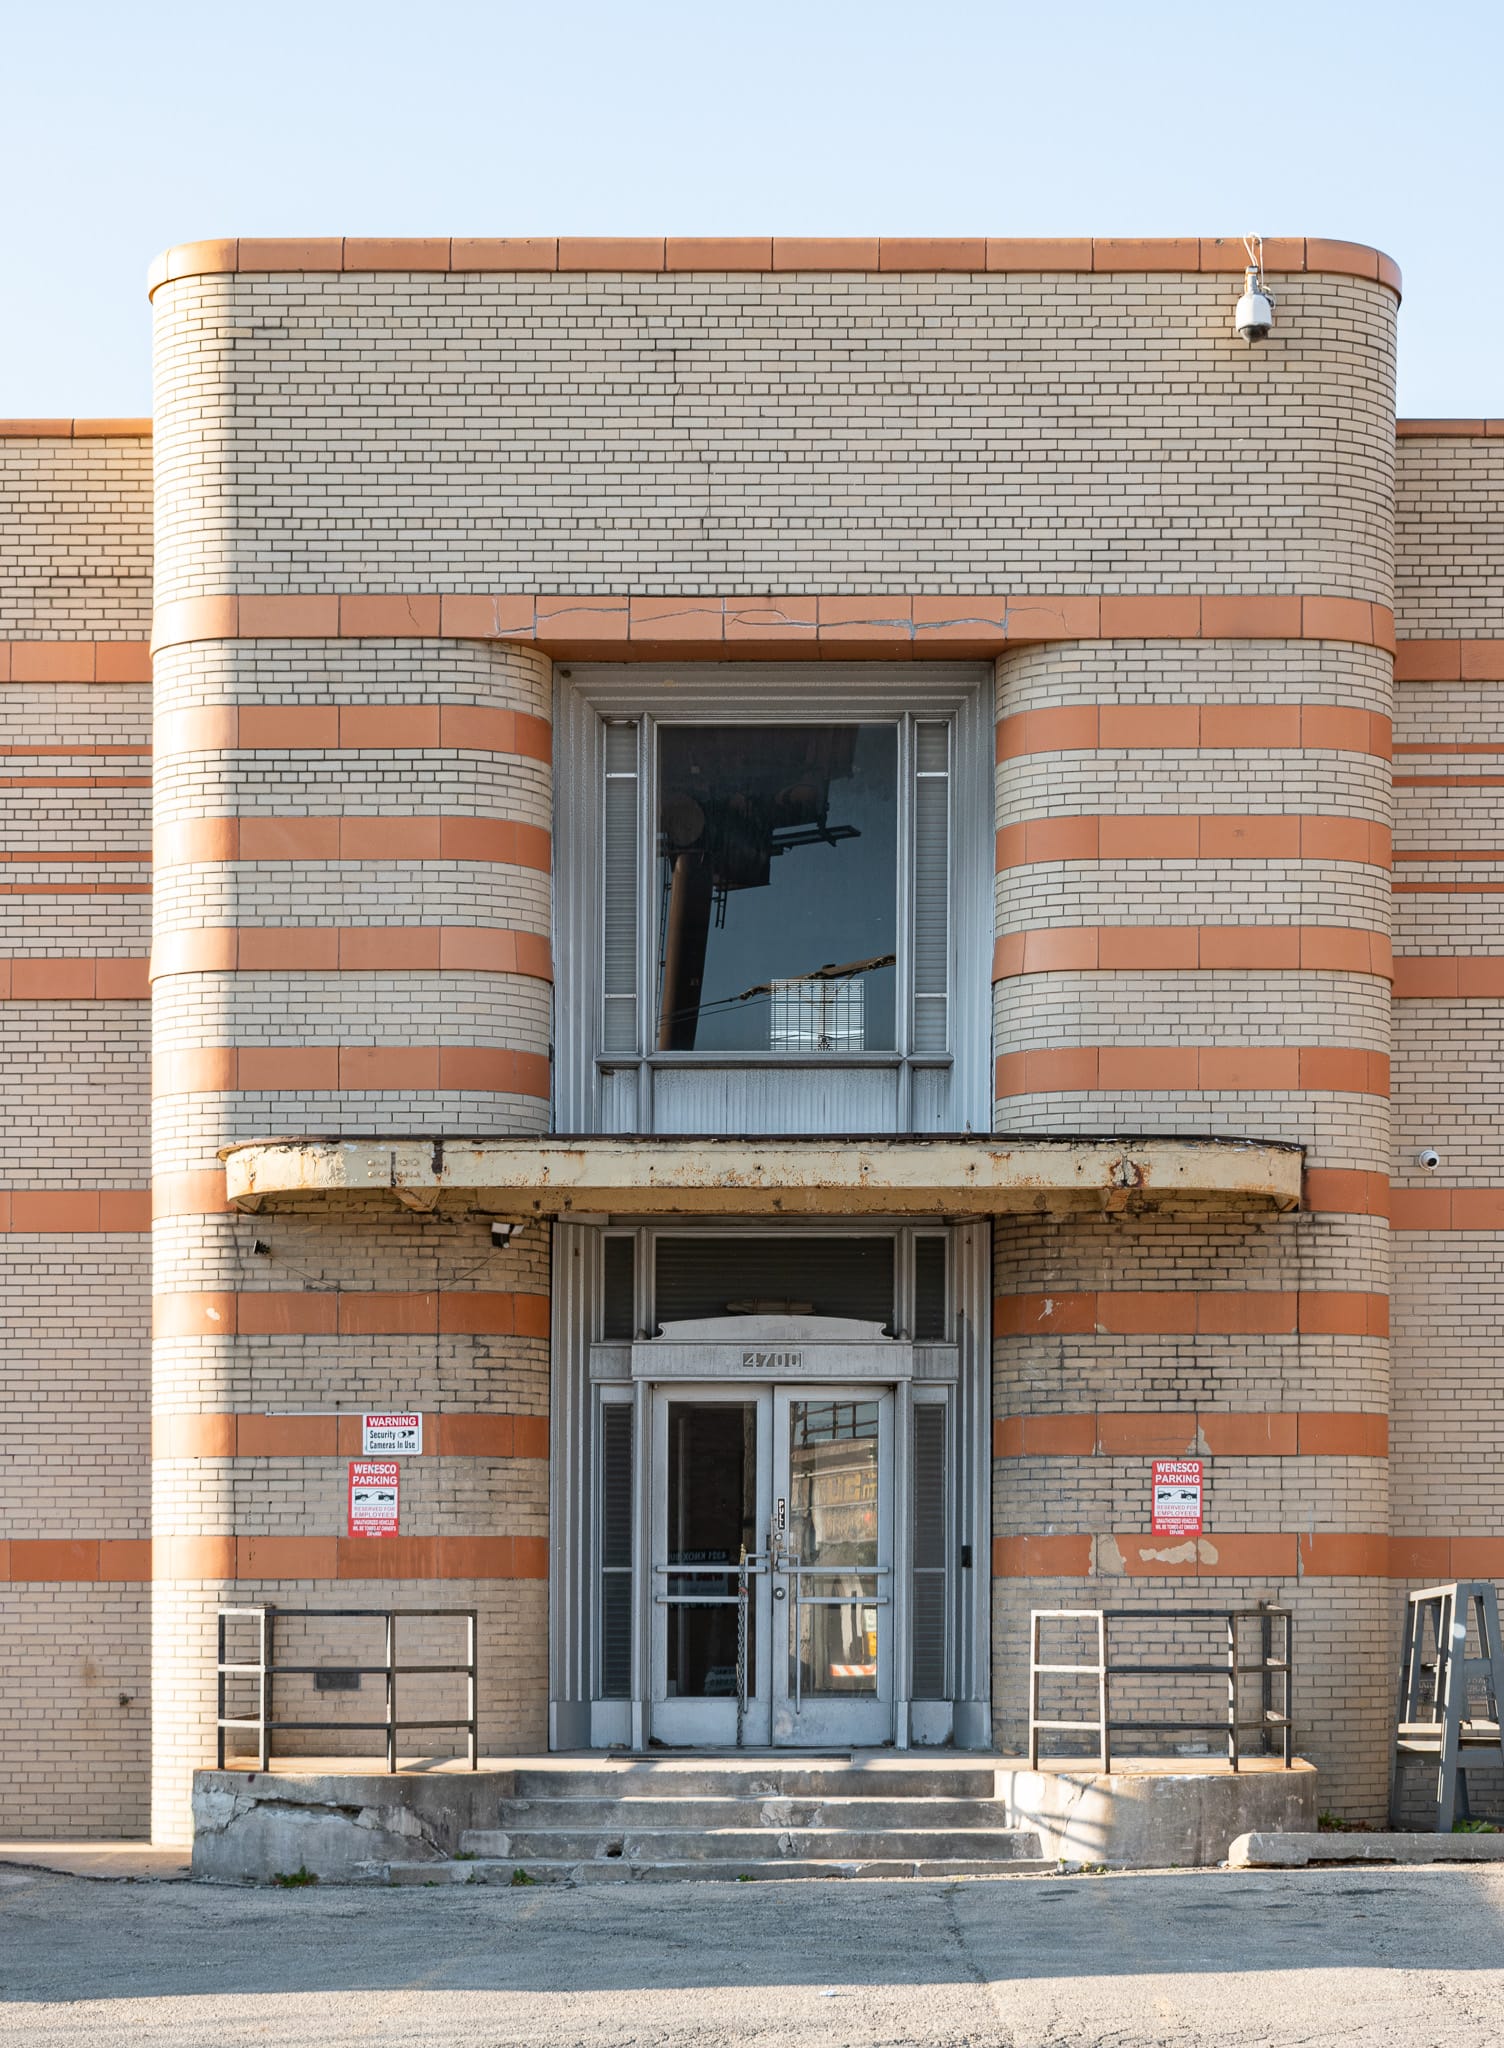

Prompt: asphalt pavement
[{"left": 3, "top": 1862, "right": 1504, "bottom": 2045}]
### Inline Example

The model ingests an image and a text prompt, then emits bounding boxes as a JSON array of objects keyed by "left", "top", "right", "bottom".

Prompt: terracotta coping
[
  {"left": 1396, "top": 419, "right": 1504, "bottom": 438},
  {"left": 0, "top": 420, "right": 151, "bottom": 438},
  {"left": 146, "top": 236, "right": 1402, "bottom": 298}
]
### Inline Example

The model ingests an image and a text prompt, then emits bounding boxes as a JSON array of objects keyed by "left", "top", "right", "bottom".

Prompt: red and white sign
[
  {"left": 362, "top": 1413, "right": 422, "bottom": 1457},
  {"left": 348, "top": 1460, "right": 400, "bottom": 1538},
  {"left": 1151, "top": 1459, "right": 1203, "bottom": 1535}
]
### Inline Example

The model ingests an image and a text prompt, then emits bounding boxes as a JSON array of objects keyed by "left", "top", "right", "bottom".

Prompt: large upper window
[
  {"left": 555, "top": 665, "right": 990, "bottom": 1135},
  {"left": 601, "top": 714, "right": 951, "bottom": 1066},
  {"left": 655, "top": 724, "right": 899, "bottom": 1054}
]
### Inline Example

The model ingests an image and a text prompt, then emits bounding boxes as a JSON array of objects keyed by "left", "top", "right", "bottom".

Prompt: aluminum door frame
[
  {"left": 769, "top": 1381, "right": 899, "bottom": 1748},
  {"left": 647, "top": 1383, "right": 774, "bottom": 1747}
]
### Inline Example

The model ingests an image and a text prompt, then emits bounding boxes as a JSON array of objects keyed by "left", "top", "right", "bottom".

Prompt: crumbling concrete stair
[{"left": 368, "top": 1761, "right": 1048, "bottom": 1884}]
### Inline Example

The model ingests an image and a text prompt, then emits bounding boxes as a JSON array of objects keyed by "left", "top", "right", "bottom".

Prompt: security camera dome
[{"left": 1235, "top": 286, "right": 1274, "bottom": 342}]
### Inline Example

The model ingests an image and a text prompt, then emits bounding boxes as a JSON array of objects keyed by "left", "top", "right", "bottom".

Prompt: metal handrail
[
  {"left": 216, "top": 1605, "right": 478, "bottom": 1773},
  {"left": 1029, "top": 1605, "right": 1294, "bottom": 1773}
]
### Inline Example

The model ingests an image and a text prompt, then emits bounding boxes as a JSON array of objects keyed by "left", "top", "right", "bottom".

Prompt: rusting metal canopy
[{"left": 221, "top": 1134, "right": 1304, "bottom": 1218}]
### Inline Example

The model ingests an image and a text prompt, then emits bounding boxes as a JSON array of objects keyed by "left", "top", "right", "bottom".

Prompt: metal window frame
[{"left": 553, "top": 662, "right": 993, "bottom": 1134}]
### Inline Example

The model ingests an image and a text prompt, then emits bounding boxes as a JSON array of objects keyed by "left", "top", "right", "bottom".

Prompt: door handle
[{"left": 773, "top": 1587, "right": 787, "bottom": 1601}]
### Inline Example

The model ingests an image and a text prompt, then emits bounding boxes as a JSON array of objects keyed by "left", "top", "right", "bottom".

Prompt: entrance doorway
[
  {"left": 650, "top": 1383, "right": 894, "bottom": 1748},
  {"left": 552, "top": 1219, "right": 993, "bottom": 1755}
]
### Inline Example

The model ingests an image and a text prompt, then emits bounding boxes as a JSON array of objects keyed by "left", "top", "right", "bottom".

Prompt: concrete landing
[
  {"left": 194, "top": 1752, "right": 1316, "bottom": 1882},
  {"left": 998, "top": 1757, "right": 1317, "bottom": 1869},
  {"left": 1231, "top": 1829, "right": 1504, "bottom": 1868}
]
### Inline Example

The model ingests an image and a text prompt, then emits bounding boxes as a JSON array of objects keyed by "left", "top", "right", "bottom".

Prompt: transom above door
[
  {"left": 552, "top": 663, "right": 993, "bottom": 1135},
  {"left": 651, "top": 1382, "right": 895, "bottom": 1748}
]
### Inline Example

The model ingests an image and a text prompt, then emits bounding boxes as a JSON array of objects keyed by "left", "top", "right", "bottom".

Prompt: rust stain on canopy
[{"left": 221, "top": 1134, "right": 1304, "bottom": 1217}]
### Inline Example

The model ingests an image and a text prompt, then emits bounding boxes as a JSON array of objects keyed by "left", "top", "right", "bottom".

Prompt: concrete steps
[
  {"left": 358, "top": 1760, "right": 1048, "bottom": 1886},
  {"left": 461, "top": 1824, "right": 1039, "bottom": 1862},
  {"left": 377, "top": 1854, "right": 1047, "bottom": 1885},
  {"left": 473, "top": 1795, "right": 1013, "bottom": 1832}
]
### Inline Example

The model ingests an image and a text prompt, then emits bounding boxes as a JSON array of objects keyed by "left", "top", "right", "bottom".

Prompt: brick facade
[{"left": 2, "top": 239, "right": 1500, "bottom": 1841}]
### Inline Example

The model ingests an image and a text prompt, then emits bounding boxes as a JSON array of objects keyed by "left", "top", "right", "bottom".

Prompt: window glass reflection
[{"left": 655, "top": 725, "right": 897, "bottom": 1052}]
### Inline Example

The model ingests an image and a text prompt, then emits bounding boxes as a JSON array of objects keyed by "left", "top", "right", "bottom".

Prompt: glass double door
[{"left": 650, "top": 1383, "right": 894, "bottom": 1747}]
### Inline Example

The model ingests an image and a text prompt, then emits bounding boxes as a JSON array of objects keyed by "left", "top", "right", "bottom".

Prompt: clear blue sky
[{"left": 2, "top": 0, "right": 1498, "bottom": 417}]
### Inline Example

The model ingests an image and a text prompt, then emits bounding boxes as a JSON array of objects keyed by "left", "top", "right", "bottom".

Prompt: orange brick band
[
  {"left": 1389, "top": 1188, "right": 1504, "bottom": 1229},
  {"left": 147, "top": 236, "right": 1401, "bottom": 292},
  {"left": 0, "top": 849, "right": 149, "bottom": 864},
  {"left": 1393, "top": 957, "right": 1504, "bottom": 997},
  {"left": 153, "top": 816, "right": 551, "bottom": 872},
  {"left": 0, "top": 642, "right": 152, "bottom": 683},
  {"left": 155, "top": 702, "right": 551, "bottom": 760},
  {"left": 994, "top": 1412, "right": 1388, "bottom": 1457},
  {"left": 1395, "top": 774, "right": 1504, "bottom": 788},
  {"left": 997, "top": 704, "right": 1392, "bottom": 760},
  {"left": 994, "top": 1047, "right": 1390, "bottom": 1096},
  {"left": 150, "top": 926, "right": 551, "bottom": 981},
  {"left": 1302, "top": 1169, "right": 1391, "bottom": 1216},
  {"left": 152, "top": 1412, "right": 548, "bottom": 1459},
  {"left": 1394, "top": 640, "right": 1504, "bottom": 681},
  {"left": 148, "top": 591, "right": 1398, "bottom": 660},
  {"left": 996, "top": 817, "right": 1392, "bottom": 868},
  {"left": 151, "top": 1045, "right": 550, "bottom": 1098},
  {"left": 0, "top": 1190, "right": 149, "bottom": 1230},
  {"left": 0, "top": 774, "right": 148, "bottom": 790},
  {"left": 0, "top": 958, "right": 149, "bottom": 999},
  {"left": 0, "top": 1537, "right": 547, "bottom": 1583},
  {"left": 151, "top": 1290, "right": 550, "bottom": 1339},
  {"left": 994, "top": 1292, "right": 1389, "bottom": 1339},
  {"left": 993, "top": 928, "right": 1391, "bottom": 980},
  {"left": 991, "top": 1534, "right": 1500, "bottom": 1579}
]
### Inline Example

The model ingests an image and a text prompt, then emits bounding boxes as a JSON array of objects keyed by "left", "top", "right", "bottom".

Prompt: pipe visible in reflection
[{"left": 656, "top": 849, "right": 715, "bottom": 1050}]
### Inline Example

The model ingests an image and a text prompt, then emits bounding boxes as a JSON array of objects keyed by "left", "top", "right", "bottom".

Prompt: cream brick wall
[
  {"left": 2, "top": 428, "right": 153, "bottom": 1838},
  {"left": 0, "top": 1588, "right": 150, "bottom": 1837},
  {"left": 1395, "top": 436, "right": 1504, "bottom": 637},
  {"left": 0, "top": 436, "right": 152, "bottom": 637},
  {"left": 150, "top": 271, "right": 1397, "bottom": 604},
  {"left": 1389, "top": 431, "right": 1504, "bottom": 1806},
  {"left": 0, "top": 1005, "right": 149, "bottom": 1182}
]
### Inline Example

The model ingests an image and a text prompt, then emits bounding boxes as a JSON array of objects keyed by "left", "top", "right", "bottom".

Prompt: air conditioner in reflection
[{"left": 769, "top": 975, "right": 865, "bottom": 1052}]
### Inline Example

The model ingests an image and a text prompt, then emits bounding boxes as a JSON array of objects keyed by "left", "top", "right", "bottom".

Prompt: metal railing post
[
  {"left": 385, "top": 1611, "right": 397, "bottom": 1774},
  {"left": 1226, "top": 1612, "right": 1239, "bottom": 1771},
  {"left": 1098, "top": 1611, "right": 1111, "bottom": 1774},
  {"left": 260, "top": 1607, "right": 273, "bottom": 1771},
  {"left": 466, "top": 1610, "right": 478, "bottom": 1771},
  {"left": 216, "top": 1611, "right": 227, "bottom": 1770}
]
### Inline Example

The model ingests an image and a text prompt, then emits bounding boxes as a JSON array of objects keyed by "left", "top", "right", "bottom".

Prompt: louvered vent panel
[
  {"left": 912, "top": 721, "right": 950, "bottom": 1053},
  {"left": 912, "top": 1403, "right": 948, "bottom": 1697},
  {"left": 601, "top": 1236, "right": 636, "bottom": 1340},
  {"left": 914, "top": 1235, "right": 948, "bottom": 1340},
  {"left": 602, "top": 722, "right": 639, "bottom": 1053},
  {"left": 599, "top": 1404, "right": 634, "bottom": 1697},
  {"left": 654, "top": 1235, "right": 895, "bottom": 1330}
]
